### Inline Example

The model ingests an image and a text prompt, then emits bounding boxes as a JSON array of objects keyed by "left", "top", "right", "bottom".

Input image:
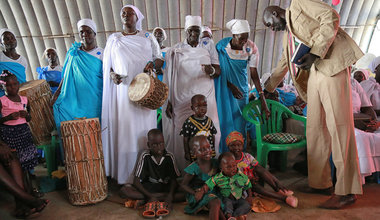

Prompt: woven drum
[
  {"left": 128, "top": 72, "right": 168, "bottom": 110},
  {"left": 61, "top": 118, "right": 107, "bottom": 205},
  {"left": 19, "top": 80, "right": 55, "bottom": 145}
]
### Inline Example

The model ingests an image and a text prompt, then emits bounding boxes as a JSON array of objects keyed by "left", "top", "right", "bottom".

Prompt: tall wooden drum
[
  {"left": 19, "top": 80, "right": 55, "bottom": 145},
  {"left": 60, "top": 118, "right": 107, "bottom": 205}
]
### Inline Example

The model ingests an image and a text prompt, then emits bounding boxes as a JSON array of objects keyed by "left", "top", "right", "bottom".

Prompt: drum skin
[
  {"left": 19, "top": 80, "right": 55, "bottom": 145},
  {"left": 128, "top": 72, "right": 168, "bottom": 110},
  {"left": 61, "top": 118, "right": 107, "bottom": 205}
]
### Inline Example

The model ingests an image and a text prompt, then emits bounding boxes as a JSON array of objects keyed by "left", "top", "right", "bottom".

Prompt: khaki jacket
[{"left": 265, "top": 0, "right": 363, "bottom": 101}]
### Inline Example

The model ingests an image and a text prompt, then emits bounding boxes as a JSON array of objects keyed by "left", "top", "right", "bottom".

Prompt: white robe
[
  {"left": 351, "top": 78, "right": 380, "bottom": 183},
  {"left": 162, "top": 38, "right": 221, "bottom": 171},
  {"left": 101, "top": 31, "right": 162, "bottom": 184}
]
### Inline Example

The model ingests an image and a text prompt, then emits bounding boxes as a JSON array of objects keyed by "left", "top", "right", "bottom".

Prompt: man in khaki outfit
[{"left": 262, "top": 0, "right": 363, "bottom": 209}]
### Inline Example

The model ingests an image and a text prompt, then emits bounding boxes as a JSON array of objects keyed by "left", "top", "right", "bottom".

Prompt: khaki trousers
[{"left": 306, "top": 66, "right": 362, "bottom": 195}]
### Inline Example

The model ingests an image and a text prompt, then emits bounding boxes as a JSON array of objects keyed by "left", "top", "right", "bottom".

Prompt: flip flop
[
  {"left": 156, "top": 201, "right": 170, "bottom": 217},
  {"left": 142, "top": 201, "right": 156, "bottom": 218}
]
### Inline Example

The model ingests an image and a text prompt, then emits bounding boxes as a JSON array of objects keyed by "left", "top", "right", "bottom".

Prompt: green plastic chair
[
  {"left": 242, "top": 99, "right": 307, "bottom": 170},
  {"left": 157, "top": 108, "right": 162, "bottom": 127},
  {"left": 36, "top": 131, "right": 59, "bottom": 177}
]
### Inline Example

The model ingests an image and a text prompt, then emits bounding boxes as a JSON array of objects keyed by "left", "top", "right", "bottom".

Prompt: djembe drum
[
  {"left": 19, "top": 80, "right": 55, "bottom": 145},
  {"left": 60, "top": 118, "right": 107, "bottom": 205},
  {"left": 128, "top": 72, "right": 168, "bottom": 110}
]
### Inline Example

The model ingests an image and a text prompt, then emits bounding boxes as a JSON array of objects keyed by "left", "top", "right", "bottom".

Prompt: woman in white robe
[
  {"left": 351, "top": 78, "right": 380, "bottom": 183},
  {"left": 101, "top": 5, "right": 163, "bottom": 184},
  {"left": 163, "top": 16, "right": 221, "bottom": 171}
]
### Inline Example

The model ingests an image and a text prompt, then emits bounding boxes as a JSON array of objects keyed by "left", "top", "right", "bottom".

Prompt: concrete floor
[{"left": 1, "top": 167, "right": 380, "bottom": 220}]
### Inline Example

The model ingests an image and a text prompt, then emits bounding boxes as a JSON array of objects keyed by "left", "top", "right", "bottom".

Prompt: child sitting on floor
[
  {"left": 180, "top": 94, "right": 218, "bottom": 162},
  {"left": 196, "top": 152, "right": 253, "bottom": 220},
  {"left": 180, "top": 136, "right": 224, "bottom": 220},
  {"left": 119, "top": 129, "right": 183, "bottom": 218},
  {"left": 226, "top": 131, "right": 298, "bottom": 208}
]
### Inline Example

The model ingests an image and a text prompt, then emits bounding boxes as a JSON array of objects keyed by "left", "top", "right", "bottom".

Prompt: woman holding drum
[{"left": 101, "top": 5, "right": 163, "bottom": 184}]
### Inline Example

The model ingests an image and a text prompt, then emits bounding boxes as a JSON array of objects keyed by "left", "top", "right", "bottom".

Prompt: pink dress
[{"left": 0, "top": 95, "right": 37, "bottom": 171}]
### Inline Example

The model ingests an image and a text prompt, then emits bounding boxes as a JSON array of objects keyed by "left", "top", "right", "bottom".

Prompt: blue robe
[
  {"left": 0, "top": 61, "right": 26, "bottom": 97},
  {"left": 53, "top": 42, "right": 103, "bottom": 132},
  {"left": 36, "top": 66, "right": 62, "bottom": 94},
  {"left": 215, "top": 37, "right": 249, "bottom": 153}
]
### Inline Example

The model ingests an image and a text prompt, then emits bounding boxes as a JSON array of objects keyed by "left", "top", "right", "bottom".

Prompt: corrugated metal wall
[{"left": 1, "top": 0, "right": 379, "bottom": 80}]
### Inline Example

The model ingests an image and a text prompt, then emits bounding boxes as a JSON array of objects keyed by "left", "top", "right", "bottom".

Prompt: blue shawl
[{"left": 53, "top": 42, "right": 103, "bottom": 131}]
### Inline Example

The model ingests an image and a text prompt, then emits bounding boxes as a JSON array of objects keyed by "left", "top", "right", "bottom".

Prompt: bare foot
[
  {"left": 319, "top": 194, "right": 357, "bottom": 209},
  {"left": 285, "top": 195, "right": 298, "bottom": 208}
]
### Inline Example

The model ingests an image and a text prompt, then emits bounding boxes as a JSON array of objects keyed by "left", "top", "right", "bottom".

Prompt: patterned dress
[
  {"left": 180, "top": 115, "right": 217, "bottom": 161},
  {"left": 183, "top": 159, "right": 223, "bottom": 214}
]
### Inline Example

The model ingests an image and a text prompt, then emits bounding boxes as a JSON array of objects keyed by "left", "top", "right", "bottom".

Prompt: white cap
[
  {"left": 77, "top": 18, "right": 97, "bottom": 34},
  {"left": 201, "top": 26, "right": 212, "bottom": 37},
  {"left": 185, "top": 15, "right": 201, "bottom": 31},
  {"left": 226, "top": 19, "right": 250, "bottom": 35},
  {"left": 153, "top": 27, "right": 167, "bottom": 41}
]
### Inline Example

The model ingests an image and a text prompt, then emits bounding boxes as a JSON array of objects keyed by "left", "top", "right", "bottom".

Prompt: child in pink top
[{"left": 0, "top": 70, "right": 38, "bottom": 171}]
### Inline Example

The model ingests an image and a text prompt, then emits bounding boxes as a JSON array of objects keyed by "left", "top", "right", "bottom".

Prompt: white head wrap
[
  {"left": 120, "top": 5, "right": 144, "bottom": 31},
  {"left": 185, "top": 15, "right": 202, "bottom": 31},
  {"left": 152, "top": 27, "right": 167, "bottom": 41},
  {"left": 42, "top": 48, "right": 58, "bottom": 59},
  {"left": 369, "top": 56, "right": 380, "bottom": 73},
  {"left": 0, "top": 28, "right": 16, "bottom": 41},
  {"left": 201, "top": 26, "right": 212, "bottom": 37},
  {"left": 355, "top": 53, "right": 376, "bottom": 70},
  {"left": 77, "top": 19, "right": 97, "bottom": 34},
  {"left": 226, "top": 19, "right": 250, "bottom": 35}
]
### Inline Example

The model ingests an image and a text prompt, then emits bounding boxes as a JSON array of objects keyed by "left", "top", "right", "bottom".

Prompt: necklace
[{"left": 123, "top": 30, "right": 138, "bottom": 35}]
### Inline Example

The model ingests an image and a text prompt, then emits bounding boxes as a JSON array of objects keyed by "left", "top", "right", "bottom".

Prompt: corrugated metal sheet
[{"left": 1, "top": 0, "right": 379, "bottom": 80}]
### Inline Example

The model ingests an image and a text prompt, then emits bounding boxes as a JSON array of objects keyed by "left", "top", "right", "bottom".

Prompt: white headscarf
[
  {"left": 0, "top": 28, "right": 16, "bottom": 41},
  {"left": 120, "top": 5, "right": 144, "bottom": 31},
  {"left": 369, "top": 56, "right": 380, "bottom": 73},
  {"left": 226, "top": 19, "right": 250, "bottom": 35},
  {"left": 152, "top": 27, "right": 167, "bottom": 41},
  {"left": 42, "top": 47, "right": 58, "bottom": 59},
  {"left": 201, "top": 26, "right": 212, "bottom": 37},
  {"left": 77, "top": 19, "right": 97, "bottom": 34},
  {"left": 185, "top": 15, "right": 201, "bottom": 31}
]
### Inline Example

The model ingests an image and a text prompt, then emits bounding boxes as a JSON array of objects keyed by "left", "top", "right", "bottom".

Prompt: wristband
[{"left": 209, "top": 66, "right": 216, "bottom": 77}]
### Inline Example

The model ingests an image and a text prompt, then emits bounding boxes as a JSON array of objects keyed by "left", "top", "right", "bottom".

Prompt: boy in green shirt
[{"left": 195, "top": 152, "right": 252, "bottom": 219}]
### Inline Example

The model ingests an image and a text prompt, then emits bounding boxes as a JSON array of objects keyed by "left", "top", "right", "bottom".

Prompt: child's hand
[
  {"left": 19, "top": 110, "right": 28, "bottom": 118},
  {"left": 194, "top": 189, "right": 204, "bottom": 202},
  {"left": 7, "top": 112, "right": 20, "bottom": 120}
]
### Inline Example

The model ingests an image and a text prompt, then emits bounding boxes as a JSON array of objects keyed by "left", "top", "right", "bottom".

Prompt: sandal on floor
[
  {"left": 142, "top": 201, "right": 156, "bottom": 218},
  {"left": 227, "top": 217, "right": 237, "bottom": 220},
  {"left": 156, "top": 201, "right": 170, "bottom": 217}
]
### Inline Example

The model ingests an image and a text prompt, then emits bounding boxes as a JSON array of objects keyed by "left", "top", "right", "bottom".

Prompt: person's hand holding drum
[{"left": 110, "top": 71, "right": 123, "bottom": 85}]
